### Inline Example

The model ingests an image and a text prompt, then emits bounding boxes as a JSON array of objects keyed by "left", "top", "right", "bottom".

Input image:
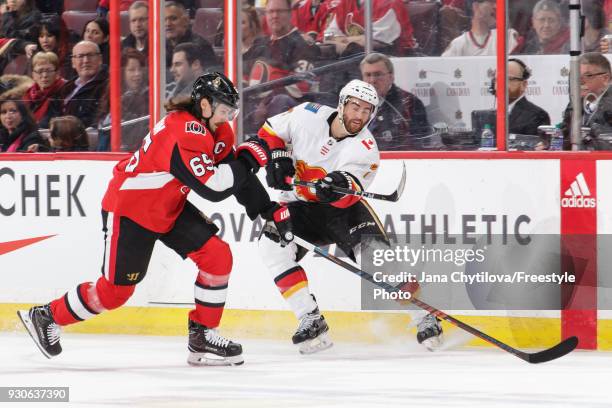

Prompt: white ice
[{"left": 1, "top": 332, "right": 611, "bottom": 408}]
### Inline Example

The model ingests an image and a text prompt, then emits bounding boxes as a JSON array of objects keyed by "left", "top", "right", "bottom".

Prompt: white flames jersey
[{"left": 258, "top": 102, "right": 380, "bottom": 204}]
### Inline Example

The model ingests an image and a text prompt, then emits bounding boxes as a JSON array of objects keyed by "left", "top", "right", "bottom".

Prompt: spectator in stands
[
  {"left": 581, "top": 0, "right": 607, "bottom": 52},
  {"left": 82, "top": 18, "right": 110, "bottom": 66},
  {"left": 291, "top": 0, "right": 330, "bottom": 44},
  {"left": 0, "top": 98, "right": 48, "bottom": 152},
  {"left": 242, "top": 0, "right": 320, "bottom": 132},
  {"left": 246, "top": 0, "right": 318, "bottom": 91},
  {"left": 562, "top": 52, "right": 612, "bottom": 149},
  {"left": 0, "top": 0, "right": 41, "bottom": 71},
  {"left": 320, "top": 0, "right": 416, "bottom": 56},
  {"left": 166, "top": 42, "right": 206, "bottom": 99},
  {"left": 97, "top": 47, "right": 149, "bottom": 151},
  {"left": 242, "top": 5, "right": 262, "bottom": 79},
  {"left": 0, "top": 73, "right": 33, "bottom": 100},
  {"left": 164, "top": 1, "right": 217, "bottom": 70},
  {"left": 359, "top": 53, "right": 430, "bottom": 150},
  {"left": 507, "top": 58, "right": 550, "bottom": 136},
  {"left": 31, "top": 15, "right": 75, "bottom": 79},
  {"left": 24, "top": 51, "right": 66, "bottom": 129},
  {"left": 442, "top": 0, "right": 519, "bottom": 56},
  {"left": 59, "top": 40, "right": 108, "bottom": 128},
  {"left": 48, "top": 115, "right": 89, "bottom": 151},
  {"left": 521, "top": 0, "right": 569, "bottom": 55},
  {"left": 122, "top": 1, "right": 148, "bottom": 60}
]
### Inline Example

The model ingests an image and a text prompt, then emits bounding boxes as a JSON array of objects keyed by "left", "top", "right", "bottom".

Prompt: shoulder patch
[
  {"left": 185, "top": 121, "right": 206, "bottom": 136},
  {"left": 361, "top": 138, "right": 375, "bottom": 150},
  {"left": 304, "top": 102, "right": 322, "bottom": 113}
]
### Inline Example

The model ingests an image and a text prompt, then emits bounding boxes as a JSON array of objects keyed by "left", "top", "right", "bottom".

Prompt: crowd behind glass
[{"left": 0, "top": 0, "right": 610, "bottom": 153}]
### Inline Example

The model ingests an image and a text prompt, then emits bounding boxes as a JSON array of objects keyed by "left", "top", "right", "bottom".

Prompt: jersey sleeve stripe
[{"left": 119, "top": 172, "right": 175, "bottom": 190}]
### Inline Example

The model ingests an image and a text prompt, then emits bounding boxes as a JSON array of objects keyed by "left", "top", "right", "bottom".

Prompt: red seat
[
  {"left": 62, "top": 11, "right": 97, "bottom": 36},
  {"left": 406, "top": 1, "right": 440, "bottom": 56},
  {"left": 193, "top": 8, "right": 223, "bottom": 46},
  {"left": 3, "top": 55, "right": 27, "bottom": 75},
  {"left": 64, "top": 0, "right": 98, "bottom": 12}
]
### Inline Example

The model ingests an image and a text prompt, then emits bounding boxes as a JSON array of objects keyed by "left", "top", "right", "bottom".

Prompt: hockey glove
[
  {"left": 236, "top": 138, "right": 270, "bottom": 173},
  {"left": 262, "top": 203, "right": 293, "bottom": 246},
  {"left": 314, "top": 171, "right": 351, "bottom": 203},
  {"left": 266, "top": 149, "right": 295, "bottom": 191}
]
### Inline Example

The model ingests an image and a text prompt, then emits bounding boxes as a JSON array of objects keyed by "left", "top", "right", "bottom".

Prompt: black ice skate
[
  {"left": 416, "top": 313, "right": 443, "bottom": 351},
  {"left": 17, "top": 305, "right": 62, "bottom": 358},
  {"left": 292, "top": 308, "right": 333, "bottom": 355},
  {"left": 187, "top": 319, "right": 243, "bottom": 366}
]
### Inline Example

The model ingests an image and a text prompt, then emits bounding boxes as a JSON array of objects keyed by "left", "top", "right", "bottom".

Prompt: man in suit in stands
[
  {"left": 59, "top": 40, "right": 108, "bottom": 128},
  {"left": 360, "top": 53, "right": 430, "bottom": 151},
  {"left": 164, "top": 1, "right": 217, "bottom": 69},
  {"left": 508, "top": 58, "right": 550, "bottom": 135}
]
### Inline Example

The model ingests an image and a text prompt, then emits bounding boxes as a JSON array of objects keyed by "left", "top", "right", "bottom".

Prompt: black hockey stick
[
  {"left": 292, "top": 235, "right": 579, "bottom": 364},
  {"left": 289, "top": 162, "right": 407, "bottom": 202}
]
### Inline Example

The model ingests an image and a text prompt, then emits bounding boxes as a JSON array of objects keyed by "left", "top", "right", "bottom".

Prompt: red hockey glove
[
  {"left": 262, "top": 204, "right": 293, "bottom": 246},
  {"left": 236, "top": 139, "right": 269, "bottom": 173}
]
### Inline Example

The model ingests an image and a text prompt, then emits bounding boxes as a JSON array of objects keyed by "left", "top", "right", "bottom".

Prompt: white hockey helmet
[{"left": 338, "top": 79, "right": 379, "bottom": 135}]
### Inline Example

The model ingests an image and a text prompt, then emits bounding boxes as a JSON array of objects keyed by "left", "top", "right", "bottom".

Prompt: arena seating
[
  {"left": 62, "top": 11, "right": 97, "bottom": 36},
  {"left": 63, "top": 0, "right": 98, "bottom": 12},
  {"left": 193, "top": 8, "right": 223, "bottom": 46}
]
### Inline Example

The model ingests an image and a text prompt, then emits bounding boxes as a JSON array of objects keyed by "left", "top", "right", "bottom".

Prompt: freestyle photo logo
[{"left": 561, "top": 172, "right": 596, "bottom": 208}]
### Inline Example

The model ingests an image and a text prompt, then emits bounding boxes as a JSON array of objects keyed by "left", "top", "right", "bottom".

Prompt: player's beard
[{"left": 343, "top": 113, "right": 365, "bottom": 134}]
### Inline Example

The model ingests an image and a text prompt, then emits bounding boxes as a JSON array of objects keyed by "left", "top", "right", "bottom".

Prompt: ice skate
[
  {"left": 292, "top": 309, "right": 333, "bottom": 354},
  {"left": 416, "top": 313, "right": 443, "bottom": 351},
  {"left": 187, "top": 319, "right": 243, "bottom": 366},
  {"left": 17, "top": 304, "right": 62, "bottom": 358}
]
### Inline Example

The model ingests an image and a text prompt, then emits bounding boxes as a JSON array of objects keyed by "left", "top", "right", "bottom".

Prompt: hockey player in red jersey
[
  {"left": 18, "top": 72, "right": 293, "bottom": 366},
  {"left": 239, "top": 79, "right": 442, "bottom": 353}
]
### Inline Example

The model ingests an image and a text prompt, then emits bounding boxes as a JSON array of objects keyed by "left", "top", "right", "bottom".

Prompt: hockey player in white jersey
[{"left": 237, "top": 79, "right": 442, "bottom": 353}]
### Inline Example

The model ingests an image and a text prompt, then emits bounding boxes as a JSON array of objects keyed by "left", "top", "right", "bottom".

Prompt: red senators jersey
[
  {"left": 291, "top": 0, "right": 331, "bottom": 37},
  {"left": 102, "top": 110, "right": 242, "bottom": 233},
  {"left": 321, "top": 0, "right": 415, "bottom": 52}
]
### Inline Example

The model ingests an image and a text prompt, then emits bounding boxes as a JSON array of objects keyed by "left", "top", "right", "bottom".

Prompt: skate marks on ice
[{"left": 2, "top": 332, "right": 612, "bottom": 408}]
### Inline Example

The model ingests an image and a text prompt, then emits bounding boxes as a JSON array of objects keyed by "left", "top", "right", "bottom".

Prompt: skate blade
[
  {"left": 17, "top": 310, "right": 52, "bottom": 359},
  {"left": 421, "top": 333, "right": 444, "bottom": 352},
  {"left": 187, "top": 352, "right": 244, "bottom": 366},
  {"left": 297, "top": 332, "right": 333, "bottom": 355}
]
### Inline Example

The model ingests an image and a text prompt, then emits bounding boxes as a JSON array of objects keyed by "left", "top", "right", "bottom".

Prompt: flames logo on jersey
[
  {"left": 295, "top": 160, "right": 327, "bottom": 201},
  {"left": 185, "top": 121, "right": 206, "bottom": 136}
]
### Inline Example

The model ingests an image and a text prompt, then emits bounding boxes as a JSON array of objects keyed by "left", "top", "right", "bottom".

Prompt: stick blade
[
  {"left": 526, "top": 336, "right": 578, "bottom": 364},
  {"left": 388, "top": 162, "right": 407, "bottom": 202}
]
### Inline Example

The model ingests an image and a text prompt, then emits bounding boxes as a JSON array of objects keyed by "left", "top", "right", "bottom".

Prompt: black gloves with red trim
[
  {"left": 236, "top": 138, "right": 295, "bottom": 191},
  {"left": 314, "top": 171, "right": 352, "bottom": 203},
  {"left": 261, "top": 203, "right": 293, "bottom": 246}
]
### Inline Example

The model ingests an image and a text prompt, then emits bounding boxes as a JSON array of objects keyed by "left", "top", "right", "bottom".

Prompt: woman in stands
[
  {"left": 0, "top": 98, "right": 48, "bottom": 152},
  {"left": 23, "top": 51, "right": 67, "bottom": 129},
  {"left": 0, "top": 0, "right": 42, "bottom": 72},
  {"left": 48, "top": 115, "right": 89, "bottom": 151},
  {"left": 81, "top": 18, "right": 109, "bottom": 65},
  {"left": 31, "top": 15, "right": 75, "bottom": 79}
]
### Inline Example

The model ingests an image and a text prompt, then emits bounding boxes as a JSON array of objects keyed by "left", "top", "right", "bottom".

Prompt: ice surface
[{"left": 1, "top": 332, "right": 611, "bottom": 408}]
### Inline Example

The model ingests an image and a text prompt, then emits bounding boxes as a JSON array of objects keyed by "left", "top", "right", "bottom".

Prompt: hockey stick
[
  {"left": 289, "top": 162, "right": 407, "bottom": 203},
  {"left": 292, "top": 235, "right": 578, "bottom": 364}
]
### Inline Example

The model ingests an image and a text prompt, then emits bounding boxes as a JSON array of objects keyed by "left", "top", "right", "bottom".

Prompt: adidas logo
[{"left": 561, "top": 172, "right": 596, "bottom": 208}]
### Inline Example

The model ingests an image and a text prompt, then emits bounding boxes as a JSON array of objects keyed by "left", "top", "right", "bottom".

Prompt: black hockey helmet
[{"left": 191, "top": 71, "right": 239, "bottom": 110}]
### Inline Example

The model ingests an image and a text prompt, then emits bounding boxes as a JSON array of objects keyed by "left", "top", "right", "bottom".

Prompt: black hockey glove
[
  {"left": 261, "top": 203, "right": 293, "bottom": 246},
  {"left": 236, "top": 138, "right": 270, "bottom": 173},
  {"left": 266, "top": 149, "right": 295, "bottom": 191},
  {"left": 314, "top": 171, "right": 352, "bottom": 203}
]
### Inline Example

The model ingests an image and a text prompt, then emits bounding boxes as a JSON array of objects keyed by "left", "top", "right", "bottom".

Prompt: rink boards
[{"left": 0, "top": 153, "right": 611, "bottom": 350}]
